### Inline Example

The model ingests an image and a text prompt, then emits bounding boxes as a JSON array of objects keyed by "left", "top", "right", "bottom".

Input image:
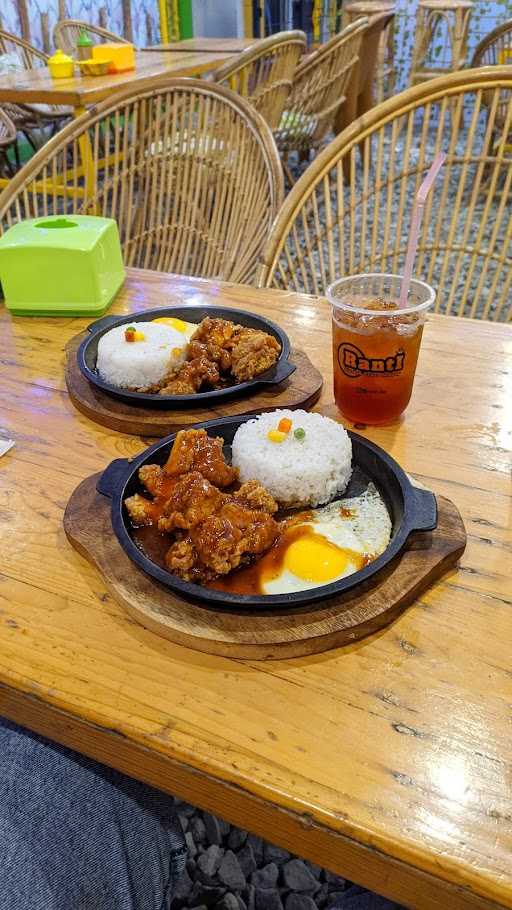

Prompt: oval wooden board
[
  {"left": 65, "top": 333, "right": 323, "bottom": 437},
  {"left": 64, "top": 474, "right": 466, "bottom": 660}
]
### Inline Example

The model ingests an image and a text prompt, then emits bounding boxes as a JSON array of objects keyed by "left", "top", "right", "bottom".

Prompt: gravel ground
[{"left": 171, "top": 801, "right": 405, "bottom": 910}]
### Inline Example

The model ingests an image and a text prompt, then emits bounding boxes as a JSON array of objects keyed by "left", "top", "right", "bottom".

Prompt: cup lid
[{"left": 49, "top": 48, "right": 73, "bottom": 64}]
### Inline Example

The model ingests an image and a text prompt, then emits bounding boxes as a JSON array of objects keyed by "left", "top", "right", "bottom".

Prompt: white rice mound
[
  {"left": 96, "top": 322, "right": 188, "bottom": 390},
  {"left": 231, "top": 409, "right": 352, "bottom": 508}
]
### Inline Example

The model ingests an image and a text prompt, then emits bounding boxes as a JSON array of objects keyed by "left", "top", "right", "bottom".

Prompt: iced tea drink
[{"left": 327, "top": 274, "right": 435, "bottom": 425}]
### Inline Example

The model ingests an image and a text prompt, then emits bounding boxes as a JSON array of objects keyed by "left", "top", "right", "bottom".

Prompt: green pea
[{"left": 294, "top": 427, "right": 306, "bottom": 440}]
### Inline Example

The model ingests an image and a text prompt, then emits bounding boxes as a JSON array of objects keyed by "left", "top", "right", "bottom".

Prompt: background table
[
  {"left": 0, "top": 50, "right": 231, "bottom": 194},
  {"left": 0, "top": 270, "right": 511, "bottom": 910},
  {"left": 0, "top": 50, "right": 231, "bottom": 109},
  {"left": 144, "top": 38, "right": 261, "bottom": 54}
]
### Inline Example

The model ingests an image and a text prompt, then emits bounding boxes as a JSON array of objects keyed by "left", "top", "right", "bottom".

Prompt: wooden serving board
[
  {"left": 64, "top": 475, "right": 466, "bottom": 660},
  {"left": 65, "top": 333, "right": 323, "bottom": 437}
]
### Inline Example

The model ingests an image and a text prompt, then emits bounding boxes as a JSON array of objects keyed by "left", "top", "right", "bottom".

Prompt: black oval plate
[
  {"left": 78, "top": 305, "right": 295, "bottom": 408},
  {"left": 96, "top": 415, "right": 438, "bottom": 610}
]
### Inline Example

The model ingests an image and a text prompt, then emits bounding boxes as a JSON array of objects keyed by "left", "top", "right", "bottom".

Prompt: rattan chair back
[
  {"left": 0, "top": 77, "right": 284, "bottom": 285},
  {"left": 258, "top": 68, "right": 512, "bottom": 321},
  {"left": 274, "top": 18, "right": 367, "bottom": 154},
  {"left": 53, "top": 19, "right": 130, "bottom": 55},
  {"left": 213, "top": 31, "right": 307, "bottom": 129},
  {"left": 0, "top": 29, "right": 47, "bottom": 67}
]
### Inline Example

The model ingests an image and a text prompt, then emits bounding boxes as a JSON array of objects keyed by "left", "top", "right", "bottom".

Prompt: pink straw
[{"left": 399, "top": 152, "right": 447, "bottom": 308}]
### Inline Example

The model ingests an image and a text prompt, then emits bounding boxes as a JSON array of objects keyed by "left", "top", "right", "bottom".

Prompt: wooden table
[
  {"left": 1, "top": 270, "right": 511, "bottom": 910},
  {"left": 144, "top": 37, "right": 261, "bottom": 54},
  {"left": 0, "top": 50, "right": 231, "bottom": 108},
  {"left": 0, "top": 50, "right": 230, "bottom": 194}
]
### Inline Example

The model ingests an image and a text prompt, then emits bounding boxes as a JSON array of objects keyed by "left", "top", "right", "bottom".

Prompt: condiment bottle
[
  {"left": 76, "top": 28, "right": 93, "bottom": 61},
  {"left": 48, "top": 49, "right": 74, "bottom": 79}
]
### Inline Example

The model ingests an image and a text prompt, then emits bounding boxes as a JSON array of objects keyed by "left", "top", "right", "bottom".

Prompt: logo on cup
[{"left": 338, "top": 343, "right": 405, "bottom": 378}]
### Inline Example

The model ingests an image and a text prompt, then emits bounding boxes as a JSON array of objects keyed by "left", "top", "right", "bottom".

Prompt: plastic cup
[{"left": 327, "top": 273, "right": 435, "bottom": 425}]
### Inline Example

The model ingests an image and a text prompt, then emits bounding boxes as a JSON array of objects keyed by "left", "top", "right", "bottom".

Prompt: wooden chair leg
[{"left": 283, "top": 159, "right": 296, "bottom": 188}]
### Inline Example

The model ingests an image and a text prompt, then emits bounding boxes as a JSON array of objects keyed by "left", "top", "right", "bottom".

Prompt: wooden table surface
[
  {"left": 143, "top": 37, "right": 261, "bottom": 54},
  {"left": 0, "top": 270, "right": 511, "bottom": 910},
  {"left": 0, "top": 50, "right": 230, "bottom": 108}
]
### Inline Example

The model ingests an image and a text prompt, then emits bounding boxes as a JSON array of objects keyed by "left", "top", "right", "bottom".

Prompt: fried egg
[
  {"left": 152, "top": 316, "right": 197, "bottom": 341},
  {"left": 261, "top": 485, "right": 392, "bottom": 594}
]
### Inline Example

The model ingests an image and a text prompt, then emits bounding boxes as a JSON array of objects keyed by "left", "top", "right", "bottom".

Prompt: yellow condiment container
[
  {"left": 91, "top": 43, "right": 135, "bottom": 73},
  {"left": 48, "top": 49, "right": 74, "bottom": 79}
]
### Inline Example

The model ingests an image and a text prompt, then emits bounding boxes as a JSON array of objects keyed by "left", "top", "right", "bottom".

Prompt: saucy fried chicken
[
  {"left": 190, "top": 317, "right": 236, "bottom": 372},
  {"left": 166, "top": 498, "right": 279, "bottom": 581},
  {"left": 230, "top": 328, "right": 280, "bottom": 381},
  {"left": 158, "top": 471, "right": 224, "bottom": 533},
  {"left": 125, "top": 428, "right": 280, "bottom": 585},
  {"left": 165, "top": 428, "right": 237, "bottom": 488},
  {"left": 160, "top": 354, "right": 220, "bottom": 395}
]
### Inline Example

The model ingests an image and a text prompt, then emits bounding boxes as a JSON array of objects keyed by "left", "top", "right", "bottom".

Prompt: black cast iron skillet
[
  {"left": 97, "top": 415, "right": 438, "bottom": 610},
  {"left": 78, "top": 306, "right": 295, "bottom": 408}
]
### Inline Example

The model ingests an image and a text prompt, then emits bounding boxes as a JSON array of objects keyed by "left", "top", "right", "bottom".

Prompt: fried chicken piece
[
  {"left": 187, "top": 340, "right": 209, "bottom": 360},
  {"left": 233, "top": 480, "right": 278, "bottom": 515},
  {"left": 190, "top": 317, "right": 236, "bottom": 372},
  {"left": 158, "top": 471, "right": 224, "bottom": 532},
  {"left": 124, "top": 493, "right": 161, "bottom": 527},
  {"left": 127, "top": 430, "right": 278, "bottom": 585},
  {"left": 190, "top": 502, "right": 279, "bottom": 575},
  {"left": 164, "top": 429, "right": 238, "bottom": 488},
  {"left": 160, "top": 354, "right": 220, "bottom": 395},
  {"left": 138, "top": 464, "right": 163, "bottom": 496},
  {"left": 136, "top": 464, "right": 178, "bottom": 505},
  {"left": 230, "top": 329, "right": 280, "bottom": 381},
  {"left": 165, "top": 537, "right": 217, "bottom": 584}
]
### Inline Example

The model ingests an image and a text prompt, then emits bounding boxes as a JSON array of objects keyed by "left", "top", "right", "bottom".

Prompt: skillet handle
[
  {"left": 96, "top": 458, "right": 130, "bottom": 499},
  {"left": 408, "top": 487, "right": 438, "bottom": 532},
  {"left": 258, "top": 358, "right": 296, "bottom": 385},
  {"left": 87, "top": 315, "right": 121, "bottom": 334}
]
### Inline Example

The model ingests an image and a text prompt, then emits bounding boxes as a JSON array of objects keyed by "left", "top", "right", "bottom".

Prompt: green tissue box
[{"left": 0, "top": 215, "right": 126, "bottom": 317}]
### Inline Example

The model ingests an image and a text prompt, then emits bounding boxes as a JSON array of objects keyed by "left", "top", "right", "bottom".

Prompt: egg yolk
[
  {"left": 283, "top": 533, "right": 352, "bottom": 583},
  {"left": 153, "top": 317, "right": 189, "bottom": 332}
]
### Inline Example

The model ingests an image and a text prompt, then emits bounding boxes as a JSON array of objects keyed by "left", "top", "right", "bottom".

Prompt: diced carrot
[{"left": 277, "top": 417, "right": 293, "bottom": 434}]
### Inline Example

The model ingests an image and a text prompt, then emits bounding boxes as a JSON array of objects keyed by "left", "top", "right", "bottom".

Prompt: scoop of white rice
[
  {"left": 231, "top": 410, "right": 352, "bottom": 508},
  {"left": 96, "top": 322, "right": 188, "bottom": 390}
]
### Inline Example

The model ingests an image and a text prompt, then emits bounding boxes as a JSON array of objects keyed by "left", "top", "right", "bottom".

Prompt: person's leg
[{"left": 0, "top": 717, "right": 186, "bottom": 910}]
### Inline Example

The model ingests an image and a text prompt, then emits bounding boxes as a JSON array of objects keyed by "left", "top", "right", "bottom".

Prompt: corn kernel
[
  {"left": 133, "top": 330, "right": 145, "bottom": 341},
  {"left": 267, "top": 429, "right": 287, "bottom": 443}
]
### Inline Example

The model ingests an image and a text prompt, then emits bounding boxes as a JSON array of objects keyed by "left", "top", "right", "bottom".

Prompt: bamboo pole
[
  {"left": 99, "top": 7, "right": 108, "bottom": 29},
  {"left": 159, "top": 0, "right": 170, "bottom": 43},
  {"left": 243, "top": 0, "right": 254, "bottom": 38},
  {"left": 58, "top": 0, "right": 67, "bottom": 21},
  {"left": 145, "top": 11, "right": 154, "bottom": 46},
  {"left": 40, "top": 11, "right": 50, "bottom": 53},
  {"left": 17, "top": 0, "right": 31, "bottom": 43},
  {"left": 121, "top": 0, "right": 133, "bottom": 42}
]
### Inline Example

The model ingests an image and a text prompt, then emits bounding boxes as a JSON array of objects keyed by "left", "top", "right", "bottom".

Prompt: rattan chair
[
  {"left": 273, "top": 19, "right": 367, "bottom": 179},
  {"left": 471, "top": 18, "right": 512, "bottom": 67},
  {"left": 0, "top": 109, "right": 17, "bottom": 176},
  {"left": 0, "top": 29, "right": 71, "bottom": 146},
  {"left": 257, "top": 68, "right": 512, "bottom": 322},
  {"left": 212, "top": 31, "right": 307, "bottom": 130},
  {"left": 0, "top": 77, "right": 283, "bottom": 284},
  {"left": 53, "top": 19, "right": 131, "bottom": 55},
  {"left": 336, "top": 11, "right": 395, "bottom": 134}
]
